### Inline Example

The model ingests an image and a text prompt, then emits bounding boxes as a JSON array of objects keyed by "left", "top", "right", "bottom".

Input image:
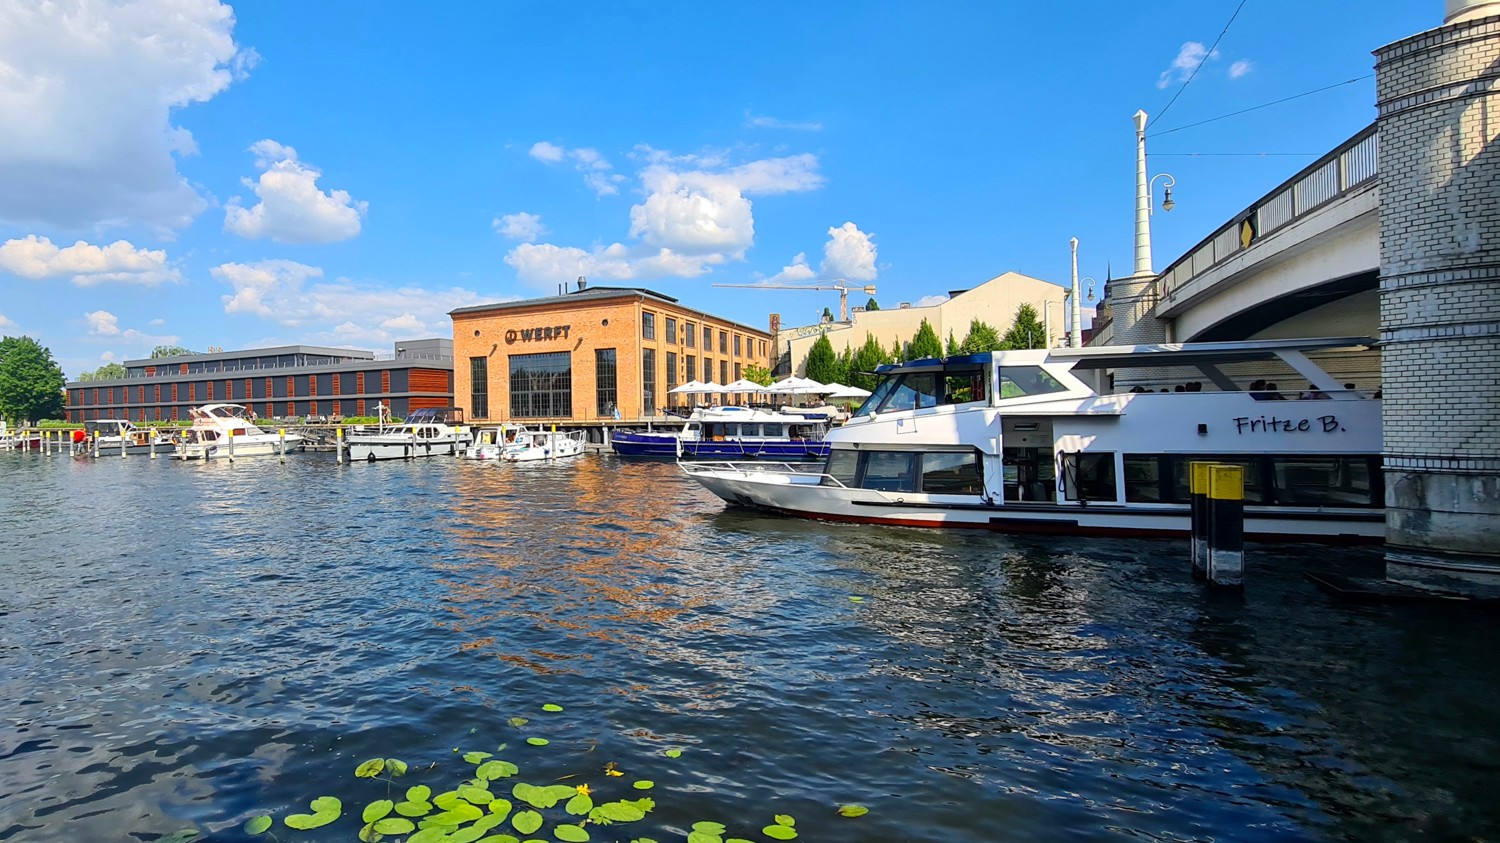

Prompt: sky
[{"left": 0, "top": 0, "right": 1436, "bottom": 379}]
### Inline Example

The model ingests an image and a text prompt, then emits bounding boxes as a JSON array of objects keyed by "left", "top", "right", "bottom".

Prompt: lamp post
[{"left": 1132, "top": 110, "right": 1176, "bottom": 277}]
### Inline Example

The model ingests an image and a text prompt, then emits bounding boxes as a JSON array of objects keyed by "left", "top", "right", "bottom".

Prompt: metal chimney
[
  {"left": 1446, "top": 0, "right": 1500, "bottom": 23},
  {"left": 576, "top": 276, "right": 588, "bottom": 291}
]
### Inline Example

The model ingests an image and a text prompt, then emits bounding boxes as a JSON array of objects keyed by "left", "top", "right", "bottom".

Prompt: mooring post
[
  {"left": 120, "top": 429, "right": 127, "bottom": 459},
  {"left": 278, "top": 428, "right": 286, "bottom": 463},
  {"left": 1189, "top": 461, "right": 1211, "bottom": 580},
  {"left": 93, "top": 432, "right": 100, "bottom": 459},
  {"left": 1207, "top": 463, "right": 1245, "bottom": 591},
  {"left": 227, "top": 429, "right": 235, "bottom": 462},
  {"left": 150, "top": 429, "right": 157, "bottom": 459},
  {"left": 336, "top": 426, "right": 343, "bottom": 464}
]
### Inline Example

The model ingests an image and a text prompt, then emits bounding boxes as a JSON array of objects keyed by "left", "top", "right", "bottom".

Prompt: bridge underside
[{"left": 1187, "top": 271, "right": 1378, "bottom": 342}]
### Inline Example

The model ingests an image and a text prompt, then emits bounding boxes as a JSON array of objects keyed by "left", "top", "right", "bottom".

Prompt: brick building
[
  {"left": 450, "top": 286, "right": 771, "bottom": 423},
  {"left": 65, "top": 339, "right": 454, "bottom": 423}
]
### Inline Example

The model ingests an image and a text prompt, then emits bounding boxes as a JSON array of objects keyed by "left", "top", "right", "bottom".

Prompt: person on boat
[{"left": 1299, "top": 383, "right": 1330, "bottom": 400}]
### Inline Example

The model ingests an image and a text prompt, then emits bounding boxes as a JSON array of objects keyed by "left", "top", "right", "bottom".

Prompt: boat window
[
  {"left": 822, "top": 449, "right": 859, "bottom": 487},
  {"left": 852, "top": 375, "right": 902, "bottom": 418},
  {"left": 860, "top": 451, "right": 919, "bottom": 492},
  {"left": 1062, "top": 452, "right": 1118, "bottom": 502},
  {"left": 998, "top": 366, "right": 1069, "bottom": 400},
  {"left": 921, "top": 451, "right": 984, "bottom": 495},
  {"left": 1123, "top": 455, "right": 1167, "bottom": 503},
  {"left": 943, "top": 365, "right": 988, "bottom": 404},
  {"left": 1272, "top": 457, "right": 1376, "bottom": 506},
  {"left": 873, "top": 372, "right": 943, "bottom": 413},
  {"left": 1169, "top": 456, "right": 1264, "bottom": 504}
]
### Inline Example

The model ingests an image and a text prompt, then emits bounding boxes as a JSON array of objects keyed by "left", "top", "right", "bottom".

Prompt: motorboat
[
  {"left": 610, "top": 406, "right": 830, "bottom": 460},
  {"left": 0, "top": 421, "right": 42, "bottom": 451},
  {"left": 463, "top": 425, "right": 530, "bottom": 460},
  {"left": 77, "top": 419, "right": 176, "bottom": 456},
  {"left": 175, "top": 403, "right": 305, "bottom": 460},
  {"left": 502, "top": 428, "right": 586, "bottom": 462},
  {"left": 681, "top": 337, "right": 1385, "bottom": 543},
  {"left": 344, "top": 407, "right": 471, "bottom": 462}
]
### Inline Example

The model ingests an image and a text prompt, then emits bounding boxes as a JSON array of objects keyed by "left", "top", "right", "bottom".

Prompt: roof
[
  {"left": 125, "top": 344, "right": 376, "bottom": 367},
  {"left": 449, "top": 286, "right": 770, "bottom": 336},
  {"left": 1046, "top": 336, "right": 1376, "bottom": 370}
]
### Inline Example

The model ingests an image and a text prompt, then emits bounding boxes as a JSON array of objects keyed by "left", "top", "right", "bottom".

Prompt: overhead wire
[
  {"left": 1149, "top": 0, "right": 1251, "bottom": 130},
  {"left": 1149, "top": 75, "right": 1374, "bottom": 136}
]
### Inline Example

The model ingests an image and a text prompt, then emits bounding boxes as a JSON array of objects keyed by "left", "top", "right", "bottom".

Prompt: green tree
[
  {"left": 958, "top": 318, "right": 1003, "bottom": 354},
  {"left": 0, "top": 336, "right": 66, "bottom": 423},
  {"left": 150, "top": 345, "right": 194, "bottom": 358},
  {"left": 945, "top": 330, "right": 961, "bottom": 357},
  {"left": 743, "top": 363, "right": 774, "bottom": 386},
  {"left": 848, "top": 334, "right": 890, "bottom": 391},
  {"left": 889, "top": 337, "right": 904, "bottom": 363},
  {"left": 834, "top": 346, "right": 854, "bottom": 386},
  {"left": 908, "top": 318, "right": 943, "bottom": 360},
  {"left": 1002, "top": 303, "right": 1047, "bottom": 349},
  {"left": 804, "top": 333, "right": 840, "bottom": 384},
  {"left": 864, "top": 297, "right": 880, "bottom": 312},
  {"left": 79, "top": 362, "right": 128, "bottom": 381}
]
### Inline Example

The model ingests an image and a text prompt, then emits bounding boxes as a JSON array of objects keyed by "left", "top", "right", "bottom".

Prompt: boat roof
[{"left": 876, "top": 337, "right": 1375, "bottom": 374}]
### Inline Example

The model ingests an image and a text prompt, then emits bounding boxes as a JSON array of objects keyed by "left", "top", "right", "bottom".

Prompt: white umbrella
[
  {"left": 722, "top": 378, "right": 768, "bottom": 393},
  {"left": 766, "top": 376, "right": 826, "bottom": 395},
  {"left": 699, "top": 381, "right": 726, "bottom": 393},
  {"left": 668, "top": 380, "right": 707, "bottom": 394},
  {"left": 827, "top": 384, "right": 872, "bottom": 400}
]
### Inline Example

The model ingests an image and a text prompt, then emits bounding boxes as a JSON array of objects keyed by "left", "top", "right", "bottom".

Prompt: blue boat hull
[{"left": 610, "top": 432, "right": 828, "bottom": 460}]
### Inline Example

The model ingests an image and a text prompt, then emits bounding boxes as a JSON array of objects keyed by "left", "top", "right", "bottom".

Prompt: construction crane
[{"left": 711, "top": 280, "right": 876, "bottom": 322}]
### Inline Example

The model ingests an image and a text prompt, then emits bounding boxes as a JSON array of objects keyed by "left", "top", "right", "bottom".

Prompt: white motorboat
[
  {"left": 344, "top": 407, "right": 471, "bottom": 462},
  {"left": 682, "top": 337, "right": 1385, "bottom": 543},
  {"left": 463, "top": 425, "right": 532, "bottom": 460},
  {"left": 78, "top": 419, "right": 176, "bottom": 456},
  {"left": 175, "top": 404, "right": 305, "bottom": 460},
  {"left": 610, "top": 406, "right": 830, "bottom": 460},
  {"left": 501, "top": 429, "right": 586, "bottom": 462}
]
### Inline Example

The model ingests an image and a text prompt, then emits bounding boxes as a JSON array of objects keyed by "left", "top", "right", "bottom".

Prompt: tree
[
  {"left": 945, "top": 330, "right": 961, "bottom": 357},
  {"left": 1002, "top": 303, "right": 1048, "bottom": 350},
  {"left": 908, "top": 318, "right": 943, "bottom": 360},
  {"left": 848, "top": 334, "right": 890, "bottom": 391},
  {"left": 958, "top": 318, "right": 1003, "bottom": 354},
  {"left": 79, "top": 362, "right": 128, "bottom": 381},
  {"left": 835, "top": 346, "right": 854, "bottom": 386},
  {"left": 804, "top": 334, "right": 840, "bottom": 384},
  {"left": 0, "top": 336, "right": 66, "bottom": 423},
  {"left": 743, "top": 363, "right": 774, "bottom": 386},
  {"left": 151, "top": 345, "right": 193, "bottom": 358},
  {"left": 889, "top": 338, "right": 904, "bottom": 363},
  {"left": 865, "top": 297, "right": 880, "bottom": 312}
]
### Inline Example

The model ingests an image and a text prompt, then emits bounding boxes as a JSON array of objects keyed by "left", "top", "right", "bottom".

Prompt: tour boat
[
  {"left": 175, "top": 403, "right": 305, "bottom": 460},
  {"left": 344, "top": 407, "right": 471, "bottom": 462},
  {"left": 610, "top": 406, "right": 830, "bottom": 460},
  {"left": 681, "top": 338, "right": 1385, "bottom": 543},
  {"left": 501, "top": 429, "right": 587, "bottom": 462},
  {"left": 78, "top": 419, "right": 176, "bottom": 456}
]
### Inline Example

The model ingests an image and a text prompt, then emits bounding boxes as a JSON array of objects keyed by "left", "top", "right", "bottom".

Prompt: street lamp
[
  {"left": 1132, "top": 110, "right": 1177, "bottom": 277},
  {"left": 1150, "top": 174, "right": 1176, "bottom": 214}
]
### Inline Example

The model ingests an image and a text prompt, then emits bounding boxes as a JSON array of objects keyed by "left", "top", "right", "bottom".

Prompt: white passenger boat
[
  {"left": 176, "top": 403, "right": 305, "bottom": 460},
  {"left": 78, "top": 419, "right": 176, "bottom": 456},
  {"left": 502, "top": 429, "right": 586, "bottom": 462},
  {"left": 681, "top": 337, "right": 1385, "bottom": 543},
  {"left": 344, "top": 407, "right": 471, "bottom": 462}
]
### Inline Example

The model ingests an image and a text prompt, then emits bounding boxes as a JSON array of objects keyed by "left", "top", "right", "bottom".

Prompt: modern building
[
  {"left": 65, "top": 339, "right": 454, "bottom": 423},
  {"left": 774, "top": 271, "right": 1076, "bottom": 376},
  {"left": 450, "top": 285, "right": 771, "bottom": 423}
]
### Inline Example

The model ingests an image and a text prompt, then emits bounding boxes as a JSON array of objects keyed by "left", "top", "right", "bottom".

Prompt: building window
[
  {"left": 720, "top": 360, "right": 728, "bottom": 385},
  {"left": 703, "top": 357, "right": 713, "bottom": 382},
  {"left": 642, "top": 311, "right": 656, "bottom": 340},
  {"left": 734, "top": 334, "right": 742, "bottom": 356},
  {"left": 733, "top": 363, "right": 741, "bottom": 383},
  {"left": 719, "top": 330, "right": 727, "bottom": 354},
  {"left": 666, "top": 317, "right": 677, "bottom": 344},
  {"left": 703, "top": 325, "right": 712, "bottom": 348},
  {"left": 666, "top": 352, "right": 678, "bottom": 406},
  {"left": 686, "top": 355, "right": 696, "bottom": 388},
  {"left": 759, "top": 339, "right": 766, "bottom": 357},
  {"left": 596, "top": 349, "right": 618, "bottom": 417},
  {"left": 470, "top": 356, "right": 489, "bottom": 418},
  {"left": 642, "top": 348, "right": 657, "bottom": 413},
  {"left": 509, "top": 351, "right": 572, "bottom": 418},
  {"left": 685, "top": 323, "right": 696, "bottom": 348}
]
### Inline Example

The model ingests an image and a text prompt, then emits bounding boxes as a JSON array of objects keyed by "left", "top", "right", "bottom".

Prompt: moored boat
[
  {"left": 463, "top": 425, "right": 532, "bottom": 460},
  {"left": 344, "top": 407, "right": 471, "bottom": 462},
  {"left": 610, "top": 406, "right": 830, "bottom": 460},
  {"left": 681, "top": 337, "right": 1385, "bottom": 543},
  {"left": 175, "top": 404, "right": 305, "bottom": 460},
  {"left": 502, "top": 429, "right": 586, "bottom": 462},
  {"left": 78, "top": 419, "right": 176, "bottom": 456}
]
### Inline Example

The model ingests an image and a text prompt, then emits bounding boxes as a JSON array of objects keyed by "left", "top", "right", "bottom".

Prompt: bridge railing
[{"left": 1156, "top": 124, "right": 1379, "bottom": 304}]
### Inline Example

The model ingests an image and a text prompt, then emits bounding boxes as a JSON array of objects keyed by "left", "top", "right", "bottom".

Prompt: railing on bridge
[{"left": 1156, "top": 124, "right": 1379, "bottom": 303}]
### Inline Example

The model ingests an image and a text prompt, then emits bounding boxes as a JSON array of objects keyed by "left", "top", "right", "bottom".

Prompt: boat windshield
[
  {"left": 998, "top": 366, "right": 1069, "bottom": 399},
  {"left": 852, "top": 362, "right": 990, "bottom": 418}
]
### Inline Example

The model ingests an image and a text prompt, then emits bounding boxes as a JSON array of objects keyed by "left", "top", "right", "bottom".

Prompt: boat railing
[{"left": 678, "top": 460, "right": 833, "bottom": 480}]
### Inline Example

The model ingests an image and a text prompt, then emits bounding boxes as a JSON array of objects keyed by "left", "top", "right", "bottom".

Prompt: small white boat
[
  {"left": 345, "top": 407, "right": 471, "bottom": 462},
  {"left": 463, "top": 425, "right": 532, "bottom": 460},
  {"left": 502, "top": 429, "right": 586, "bottom": 462},
  {"left": 78, "top": 419, "right": 176, "bottom": 456},
  {"left": 176, "top": 404, "right": 305, "bottom": 460}
]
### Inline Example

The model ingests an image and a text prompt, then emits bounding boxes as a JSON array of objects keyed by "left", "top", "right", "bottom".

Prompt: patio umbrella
[
  {"left": 826, "top": 384, "right": 872, "bottom": 400},
  {"left": 668, "top": 380, "right": 706, "bottom": 394},
  {"left": 721, "top": 378, "right": 768, "bottom": 393}
]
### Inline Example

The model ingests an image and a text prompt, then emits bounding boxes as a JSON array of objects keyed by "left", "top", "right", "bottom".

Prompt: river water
[{"left": 1, "top": 451, "right": 1497, "bottom": 843}]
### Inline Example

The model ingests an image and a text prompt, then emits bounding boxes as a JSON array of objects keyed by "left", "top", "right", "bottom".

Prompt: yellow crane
[{"left": 711, "top": 280, "right": 876, "bottom": 322}]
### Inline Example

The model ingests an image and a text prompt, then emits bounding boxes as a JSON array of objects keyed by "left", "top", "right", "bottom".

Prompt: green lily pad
[
  {"left": 692, "top": 822, "right": 726, "bottom": 835},
  {"left": 434, "top": 791, "right": 462, "bottom": 810},
  {"left": 395, "top": 801, "right": 432, "bottom": 817},
  {"left": 763, "top": 824, "right": 797, "bottom": 840},
  {"left": 464, "top": 751, "right": 494, "bottom": 764},
  {"left": 407, "top": 785, "right": 432, "bottom": 803},
  {"left": 687, "top": 832, "right": 720, "bottom": 843},
  {"left": 285, "top": 796, "right": 342, "bottom": 830},
  {"left": 243, "top": 816, "right": 272, "bottom": 835},
  {"left": 848, "top": 595, "right": 865, "bottom": 602},
  {"left": 525, "top": 737, "right": 549, "bottom": 746},
  {"left": 542, "top": 703, "right": 564, "bottom": 712},
  {"left": 591, "top": 800, "right": 647, "bottom": 823},
  {"left": 488, "top": 797, "right": 514, "bottom": 819},
  {"left": 664, "top": 748, "right": 682, "bottom": 758},
  {"left": 774, "top": 814, "right": 795, "bottom": 827},
  {"left": 837, "top": 804, "right": 869, "bottom": 818},
  {"left": 554, "top": 823, "right": 590, "bottom": 842},
  {"left": 375, "top": 818, "right": 416, "bottom": 834},
  {"left": 565, "top": 792, "right": 594, "bottom": 816},
  {"left": 632, "top": 780, "right": 653, "bottom": 790},
  {"left": 476, "top": 759, "right": 519, "bottom": 780},
  {"left": 407, "top": 828, "right": 452, "bottom": 843},
  {"left": 460, "top": 786, "right": 495, "bottom": 805},
  {"left": 512, "top": 809, "right": 543, "bottom": 835},
  {"left": 386, "top": 758, "right": 409, "bottom": 776},
  {"left": 363, "top": 799, "right": 395, "bottom": 822},
  {"left": 508, "top": 717, "right": 529, "bottom": 727},
  {"left": 355, "top": 758, "right": 386, "bottom": 778},
  {"left": 477, "top": 837, "right": 520, "bottom": 843},
  {"left": 358, "top": 821, "right": 383, "bottom": 843}
]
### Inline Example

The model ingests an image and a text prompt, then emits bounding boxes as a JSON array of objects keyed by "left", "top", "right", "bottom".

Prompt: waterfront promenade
[{"left": 2, "top": 451, "right": 1497, "bottom": 842}]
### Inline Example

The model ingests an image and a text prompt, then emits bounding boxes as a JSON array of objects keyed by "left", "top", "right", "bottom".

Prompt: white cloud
[
  {"left": 529, "top": 141, "right": 626, "bottom": 196},
  {"left": 914, "top": 294, "right": 949, "bottom": 307},
  {"left": 100, "top": 351, "right": 115, "bottom": 362},
  {"left": 212, "top": 259, "right": 490, "bottom": 344},
  {"left": 0, "top": 235, "right": 180, "bottom": 286},
  {"left": 148, "top": 318, "right": 165, "bottom": 326},
  {"left": 224, "top": 140, "right": 368, "bottom": 243},
  {"left": 0, "top": 313, "right": 15, "bottom": 330},
  {"left": 494, "top": 212, "right": 549, "bottom": 242},
  {"left": 761, "top": 252, "right": 817, "bottom": 285},
  {"left": 84, "top": 309, "right": 180, "bottom": 347},
  {"left": 506, "top": 150, "right": 825, "bottom": 289},
  {"left": 1157, "top": 41, "right": 1220, "bottom": 89},
  {"left": 745, "top": 113, "right": 823, "bottom": 131},
  {"left": 1229, "top": 59, "right": 1253, "bottom": 80},
  {"left": 821, "top": 222, "right": 878, "bottom": 281},
  {"left": 0, "top": 0, "right": 248, "bottom": 231}
]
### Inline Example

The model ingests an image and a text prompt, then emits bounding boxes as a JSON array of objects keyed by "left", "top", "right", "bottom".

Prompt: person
[
  {"left": 1263, "top": 382, "right": 1286, "bottom": 400},
  {"left": 1299, "top": 383, "right": 1329, "bottom": 400}
]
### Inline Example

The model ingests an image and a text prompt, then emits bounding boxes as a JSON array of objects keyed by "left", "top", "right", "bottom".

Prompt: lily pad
[
  {"left": 664, "top": 748, "right": 682, "bottom": 758},
  {"left": 565, "top": 792, "right": 594, "bottom": 816},
  {"left": 459, "top": 786, "right": 495, "bottom": 805},
  {"left": 591, "top": 801, "right": 647, "bottom": 823},
  {"left": 395, "top": 801, "right": 433, "bottom": 817},
  {"left": 363, "top": 799, "right": 395, "bottom": 822},
  {"left": 508, "top": 717, "right": 529, "bottom": 727},
  {"left": 512, "top": 809, "right": 543, "bottom": 835},
  {"left": 243, "top": 816, "right": 272, "bottom": 835},
  {"left": 355, "top": 758, "right": 386, "bottom": 778},
  {"left": 407, "top": 785, "right": 433, "bottom": 803},
  {"left": 488, "top": 798, "right": 514, "bottom": 819},
  {"left": 542, "top": 703, "right": 564, "bottom": 712},
  {"left": 285, "top": 796, "right": 342, "bottom": 830},
  {"left": 632, "top": 780, "right": 654, "bottom": 790},
  {"left": 554, "top": 823, "right": 590, "bottom": 842},
  {"left": 774, "top": 814, "right": 795, "bottom": 827},
  {"left": 848, "top": 595, "right": 865, "bottom": 602},
  {"left": 762, "top": 824, "right": 797, "bottom": 840},
  {"left": 464, "top": 751, "right": 494, "bottom": 764},
  {"left": 386, "top": 758, "right": 409, "bottom": 776},
  {"left": 157, "top": 832, "right": 199, "bottom": 843},
  {"left": 687, "top": 832, "right": 721, "bottom": 843},
  {"left": 375, "top": 818, "right": 417, "bottom": 835},
  {"left": 525, "top": 737, "right": 549, "bottom": 746},
  {"left": 477, "top": 837, "right": 521, "bottom": 843},
  {"left": 407, "top": 829, "right": 452, "bottom": 843},
  {"left": 434, "top": 791, "right": 462, "bottom": 810},
  {"left": 692, "top": 822, "right": 726, "bottom": 835},
  {"left": 476, "top": 759, "right": 519, "bottom": 780},
  {"left": 837, "top": 804, "right": 869, "bottom": 818},
  {"left": 358, "top": 821, "right": 383, "bottom": 843}
]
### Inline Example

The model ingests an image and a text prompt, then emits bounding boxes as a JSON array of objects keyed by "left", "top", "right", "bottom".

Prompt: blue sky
[{"left": 0, "top": 0, "right": 1433, "bottom": 378}]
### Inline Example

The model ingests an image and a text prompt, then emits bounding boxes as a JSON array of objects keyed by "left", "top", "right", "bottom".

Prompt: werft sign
[{"left": 505, "top": 325, "right": 571, "bottom": 344}]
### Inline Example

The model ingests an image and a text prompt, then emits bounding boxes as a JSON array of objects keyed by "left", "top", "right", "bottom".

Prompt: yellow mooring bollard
[{"left": 1207, "top": 463, "right": 1246, "bottom": 591}]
